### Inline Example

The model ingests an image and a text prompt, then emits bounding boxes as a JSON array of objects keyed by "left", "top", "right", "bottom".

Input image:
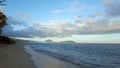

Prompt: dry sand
[{"left": 0, "top": 44, "right": 36, "bottom": 68}]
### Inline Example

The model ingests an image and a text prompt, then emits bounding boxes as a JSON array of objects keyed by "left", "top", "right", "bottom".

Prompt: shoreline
[
  {"left": 25, "top": 45, "right": 82, "bottom": 68},
  {"left": 0, "top": 44, "right": 36, "bottom": 68},
  {"left": 0, "top": 43, "right": 84, "bottom": 68}
]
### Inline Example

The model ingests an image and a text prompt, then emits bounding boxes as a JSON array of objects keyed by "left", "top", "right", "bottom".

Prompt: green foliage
[{"left": 0, "top": 10, "right": 7, "bottom": 34}]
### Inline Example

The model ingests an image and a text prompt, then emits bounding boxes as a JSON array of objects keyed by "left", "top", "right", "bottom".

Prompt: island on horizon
[{"left": 45, "top": 39, "right": 76, "bottom": 43}]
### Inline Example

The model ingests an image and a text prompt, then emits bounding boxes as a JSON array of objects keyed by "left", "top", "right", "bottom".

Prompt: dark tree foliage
[
  {"left": 0, "top": 0, "right": 7, "bottom": 34},
  {"left": 0, "top": 12, "right": 15, "bottom": 44},
  {"left": 0, "top": 11, "right": 7, "bottom": 34},
  {"left": 0, "top": 0, "right": 6, "bottom": 5},
  {"left": 0, "top": 0, "right": 15, "bottom": 44}
]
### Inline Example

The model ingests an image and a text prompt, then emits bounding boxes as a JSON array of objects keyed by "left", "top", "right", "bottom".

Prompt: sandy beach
[
  {"left": 0, "top": 44, "right": 36, "bottom": 68},
  {"left": 0, "top": 43, "right": 82, "bottom": 68}
]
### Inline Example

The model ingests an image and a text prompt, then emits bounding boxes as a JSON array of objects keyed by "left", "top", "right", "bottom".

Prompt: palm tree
[
  {"left": 0, "top": 0, "right": 6, "bottom": 6},
  {"left": 0, "top": 0, "right": 7, "bottom": 34}
]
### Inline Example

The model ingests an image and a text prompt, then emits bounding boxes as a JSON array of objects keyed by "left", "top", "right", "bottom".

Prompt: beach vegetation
[
  {"left": 0, "top": 0, "right": 15, "bottom": 44},
  {"left": 0, "top": 11, "right": 7, "bottom": 34}
]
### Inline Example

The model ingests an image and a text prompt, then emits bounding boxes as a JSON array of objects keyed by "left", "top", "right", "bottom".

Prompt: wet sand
[
  {"left": 25, "top": 46, "right": 81, "bottom": 68},
  {"left": 0, "top": 44, "right": 36, "bottom": 68}
]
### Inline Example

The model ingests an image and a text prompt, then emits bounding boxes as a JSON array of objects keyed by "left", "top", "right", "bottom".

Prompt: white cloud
[
  {"left": 2, "top": 14, "right": 120, "bottom": 38},
  {"left": 17, "top": 11, "right": 31, "bottom": 20},
  {"left": 52, "top": 10, "right": 62, "bottom": 14},
  {"left": 0, "top": 6, "right": 5, "bottom": 12},
  {"left": 104, "top": 0, "right": 112, "bottom": 6},
  {"left": 20, "top": 13, "right": 31, "bottom": 20},
  {"left": 68, "top": 0, "right": 86, "bottom": 12}
]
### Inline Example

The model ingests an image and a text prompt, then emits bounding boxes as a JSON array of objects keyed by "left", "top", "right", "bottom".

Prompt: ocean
[{"left": 24, "top": 43, "right": 120, "bottom": 68}]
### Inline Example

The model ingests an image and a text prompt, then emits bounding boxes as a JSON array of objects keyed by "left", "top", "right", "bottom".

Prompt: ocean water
[{"left": 25, "top": 43, "right": 120, "bottom": 68}]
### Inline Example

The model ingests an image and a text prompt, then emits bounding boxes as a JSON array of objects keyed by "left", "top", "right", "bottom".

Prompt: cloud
[
  {"left": 68, "top": 0, "right": 86, "bottom": 12},
  {"left": 2, "top": 17, "right": 48, "bottom": 38},
  {"left": 1, "top": 0, "right": 120, "bottom": 38},
  {"left": 52, "top": 10, "right": 62, "bottom": 14},
  {"left": 2, "top": 14, "right": 120, "bottom": 38},
  {"left": 104, "top": 0, "right": 120, "bottom": 17},
  {"left": 20, "top": 13, "right": 31, "bottom": 20},
  {"left": 104, "top": 0, "right": 112, "bottom": 6},
  {"left": 17, "top": 11, "right": 31, "bottom": 20},
  {"left": 0, "top": 6, "right": 5, "bottom": 12}
]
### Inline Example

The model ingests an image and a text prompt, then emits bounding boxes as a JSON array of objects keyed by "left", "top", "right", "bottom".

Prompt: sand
[
  {"left": 26, "top": 46, "right": 82, "bottom": 68},
  {"left": 0, "top": 44, "right": 36, "bottom": 68},
  {"left": 0, "top": 44, "right": 83, "bottom": 68}
]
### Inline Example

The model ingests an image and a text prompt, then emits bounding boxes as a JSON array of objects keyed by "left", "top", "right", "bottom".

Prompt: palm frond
[
  {"left": 0, "top": 4, "right": 6, "bottom": 6},
  {"left": 0, "top": 0, "right": 6, "bottom": 3}
]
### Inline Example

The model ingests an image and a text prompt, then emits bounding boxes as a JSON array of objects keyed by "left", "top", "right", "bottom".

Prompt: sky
[{"left": 0, "top": 0, "right": 120, "bottom": 43}]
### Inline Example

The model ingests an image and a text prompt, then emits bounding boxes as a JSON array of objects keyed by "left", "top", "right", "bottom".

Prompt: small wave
[{"left": 26, "top": 43, "right": 120, "bottom": 68}]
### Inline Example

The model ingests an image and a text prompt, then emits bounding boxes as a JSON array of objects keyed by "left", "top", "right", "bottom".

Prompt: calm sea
[{"left": 25, "top": 43, "right": 120, "bottom": 68}]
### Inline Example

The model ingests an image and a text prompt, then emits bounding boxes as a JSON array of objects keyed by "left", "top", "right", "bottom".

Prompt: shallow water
[{"left": 25, "top": 43, "right": 120, "bottom": 68}]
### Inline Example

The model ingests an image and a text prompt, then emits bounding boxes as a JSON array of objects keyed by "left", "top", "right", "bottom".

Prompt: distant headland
[{"left": 45, "top": 39, "right": 76, "bottom": 43}]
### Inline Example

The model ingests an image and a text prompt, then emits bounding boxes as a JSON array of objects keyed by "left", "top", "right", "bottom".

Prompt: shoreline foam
[{"left": 25, "top": 45, "right": 82, "bottom": 68}]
